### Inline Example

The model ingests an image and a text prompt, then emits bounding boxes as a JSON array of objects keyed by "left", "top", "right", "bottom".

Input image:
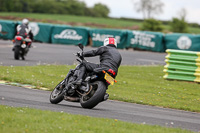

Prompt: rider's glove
[
  {"left": 77, "top": 51, "right": 82, "bottom": 57},
  {"left": 77, "top": 51, "right": 84, "bottom": 60}
]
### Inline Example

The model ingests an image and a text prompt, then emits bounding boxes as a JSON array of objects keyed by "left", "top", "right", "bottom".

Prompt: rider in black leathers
[{"left": 76, "top": 37, "right": 122, "bottom": 86}]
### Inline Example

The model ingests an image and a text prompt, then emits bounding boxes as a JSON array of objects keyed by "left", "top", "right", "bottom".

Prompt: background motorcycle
[
  {"left": 13, "top": 36, "right": 31, "bottom": 60},
  {"left": 50, "top": 44, "right": 117, "bottom": 109}
]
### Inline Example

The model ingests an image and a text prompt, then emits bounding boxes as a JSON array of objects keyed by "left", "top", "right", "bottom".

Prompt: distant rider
[{"left": 14, "top": 18, "right": 33, "bottom": 48}]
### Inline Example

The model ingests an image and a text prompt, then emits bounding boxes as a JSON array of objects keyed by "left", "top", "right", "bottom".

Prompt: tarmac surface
[{"left": 0, "top": 40, "right": 166, "bottom": 66}]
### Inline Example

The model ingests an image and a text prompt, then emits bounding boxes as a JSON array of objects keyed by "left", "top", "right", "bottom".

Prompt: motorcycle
[
  {"left": 13, "top": 35, "right": 32, "bottom": 60},
  {"left": 49, "top": 44, "right": 117, "bottom": 109}
]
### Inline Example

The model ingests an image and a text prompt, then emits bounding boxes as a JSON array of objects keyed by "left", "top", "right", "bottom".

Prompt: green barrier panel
[
  {"left": 29, "top": 22, "right": 53, "bottom": 43},
  {"left": 164, "top": 64, "right": 199, "bottom": 72},
  {"left": 163, "top": 49, "right": 200, "bottom": 83},
  {"left": 126, "top": 30, "right": 164, "bottom": 52},
  {"left": 51, "top": 25, "right": 89, "bottom": 46},
  {"left": 89, "top": 29, "right": 127, "bottom": 49},
  {"left": 166, "top": 49, "right": 200, "bottom": 63},
  {"left": 164, "top": 69, "right": 200, "bottom": 76},
  {"left": 0, "top": 20, "right": 16, "bottom": 39},
  {"left": 165, "top": 59, "right": 200, "bottom": 66},
  {"left": 166, "top": 55, "right": 199, "bottom": 62},
  {"left": 163, "top": 73, "right": 196, "bottom": 82},
  {"left": 164, "top": 33, "right": 200, "bottom": 51},
  {"left": 164, "top": 69, "right": 200, "bottom": 82}
]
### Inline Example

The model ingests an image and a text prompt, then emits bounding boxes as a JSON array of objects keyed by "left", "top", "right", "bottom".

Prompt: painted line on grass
[{"left": 0, "top": 80, "right": 50, "bottom": 91}]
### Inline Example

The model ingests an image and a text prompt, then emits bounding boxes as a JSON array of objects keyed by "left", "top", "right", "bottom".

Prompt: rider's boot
[
  {"left": 21, "top": 56, "right": 25, "bottom": 60},
  {"left": 103, "top": 93, "right": 109, "bottom": 101},
  {"left": 75, "top": 66, "right": 86, "bottom": 85},
  {"left": 101, "top": 93, "right": 109, "bottom": 102}
]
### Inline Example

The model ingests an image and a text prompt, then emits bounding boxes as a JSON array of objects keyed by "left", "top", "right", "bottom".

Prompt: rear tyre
[
  {"left": 14, "top": 47, "right": 20, "bottom": 60},
  {"left": 21, "top": 48, "right": 26, "bottom": 60},
  {"left": 80, "top": 81, "right": 106, "bottom": 109},
  {"left": 50, "top": 80, "right": 65, "bottom": 104}
]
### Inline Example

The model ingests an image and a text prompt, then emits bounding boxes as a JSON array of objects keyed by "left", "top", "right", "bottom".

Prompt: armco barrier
[
  {"left": 126, "top": 30, "right": 165, "bottom": 52},
  {"left": 89, "top": 29, "right": 127, "bottom": 49},
  {"left": 51, "top": 25, "right": 89, "bottom": 46},
  {"left": 0, "top": 20, "right": 16, "bottom": 40},
  {"left": 163, "top": 49, "right": 200, "bottom": 83}
]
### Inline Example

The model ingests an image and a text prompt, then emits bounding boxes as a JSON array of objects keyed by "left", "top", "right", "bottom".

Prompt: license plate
[
  {"left": 21, "top": 44, "right": 26, "bottom": 48},
  {"left": 104, "top": 72, "right": 115, "bottom": 85}
]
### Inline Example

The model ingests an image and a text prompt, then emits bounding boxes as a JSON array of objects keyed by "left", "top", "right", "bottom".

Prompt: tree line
[
  {"left": 0, "top": 0, "right": 110, "bottom": 18},
  {"left": 133, "top": 0, "right": 197, "bottom": 33},
  {"left": 1, "top": 0, "right": 198, "bottom": 33}
]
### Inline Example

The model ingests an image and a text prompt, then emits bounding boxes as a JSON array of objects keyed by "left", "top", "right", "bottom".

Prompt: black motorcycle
[
  {"left": 50, "top": 44, "right": 117, "bottom": 109},
  {"left": 13, "top": 35, "right": 31, "bottom": 60}
]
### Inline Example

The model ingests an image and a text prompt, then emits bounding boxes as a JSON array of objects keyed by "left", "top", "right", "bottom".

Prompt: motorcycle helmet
[
  {"left": 104, "top": 37, "right": 117, "bottom": 47},
  {"left": 22, "top": 19, "right": 29, "bottom": 25}
]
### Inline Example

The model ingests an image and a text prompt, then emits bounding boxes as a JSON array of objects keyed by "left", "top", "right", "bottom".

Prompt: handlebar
[{"left": 76, "top": 51, "right": 84, "bottom": 60}]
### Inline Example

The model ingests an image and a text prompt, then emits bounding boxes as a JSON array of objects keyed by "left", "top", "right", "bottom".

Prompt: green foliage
[
  {"left": 0, "top": 12, "right": 143, "bottom": 28},
  {"left": 0, "top": 0, "right": 110, "bottom": 18},
  {"left": 93, "top": 3, "right": 110, "bottom": 18},
  {"left": 0, "top": 0, "right": 24, "bottom": 12},
  {"left": 141, "top": 18, "right": 163, "bottom": 31},
  {"left": 0, "top": 65, "right": 200, "bottom": 112},
  {"left": 170, "top": 18, "right": 188, "bottom": 33},
  {"left": 188, "top": 23, "right": 200, "bottom": 28}
]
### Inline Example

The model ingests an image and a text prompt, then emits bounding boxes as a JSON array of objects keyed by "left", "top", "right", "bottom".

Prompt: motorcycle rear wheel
[
  {"left": 14, "top": 47, "right": 20, "bottom": 60},
  {"left": 80, "top": 81, "right": 106, "bottom": 109},
  {"left": 50, "top": 80, "right": 65, "bottom": 104}
]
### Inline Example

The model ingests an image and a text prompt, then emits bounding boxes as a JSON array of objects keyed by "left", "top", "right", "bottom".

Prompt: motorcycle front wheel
[
  {"left": 80, "top": 81, "right": 106, "bottom": 109},
  {"left": 50, "top": 80, "right": 65, "bottom": 104}
]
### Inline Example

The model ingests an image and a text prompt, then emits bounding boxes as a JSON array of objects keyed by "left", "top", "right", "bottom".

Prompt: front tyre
[
  {"left": 80, "top": 81, "right": 106, "bottom": 109},
  {"left": 50, "top": 80, "right": 65, "bottom": 104}
]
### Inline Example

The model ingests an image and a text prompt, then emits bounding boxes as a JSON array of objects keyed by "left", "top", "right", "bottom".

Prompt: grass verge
[
  {"left": 0, "top": 105, "right": 194, "bottom": 133},
  {"left": 0, "top": 65, "right": 200, "bottom": 112},
  {"left": 0, "top": 12, "right": 142, "bottom": 29},
  {"left": 0, "top": 12, "right": 200, "bottom": 33}
]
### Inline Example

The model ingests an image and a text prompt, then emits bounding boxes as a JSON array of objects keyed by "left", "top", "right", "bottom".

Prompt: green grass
[
  {"left": 0, "top": 105, "right": 194, "bottom": 133},
  {"left": 0, "top": 12, "right": 142, "bottom": 28},
  {"left": 162, "top": 25, "right": 200, "bottom": 34},
  {"left": 1, "top": 12, "right": 200, "bottom": 33},
  {"left": 0, "top": 65, "right": 200, "bottom": 112}
]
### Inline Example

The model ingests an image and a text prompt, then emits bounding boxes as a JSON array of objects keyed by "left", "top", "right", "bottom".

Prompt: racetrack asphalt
[
  {"left": 0, "top": 40, "right": 166, "bottom": 66},
  {"left": 1, "top": 40, "right": 200, "bottom": 132}
]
